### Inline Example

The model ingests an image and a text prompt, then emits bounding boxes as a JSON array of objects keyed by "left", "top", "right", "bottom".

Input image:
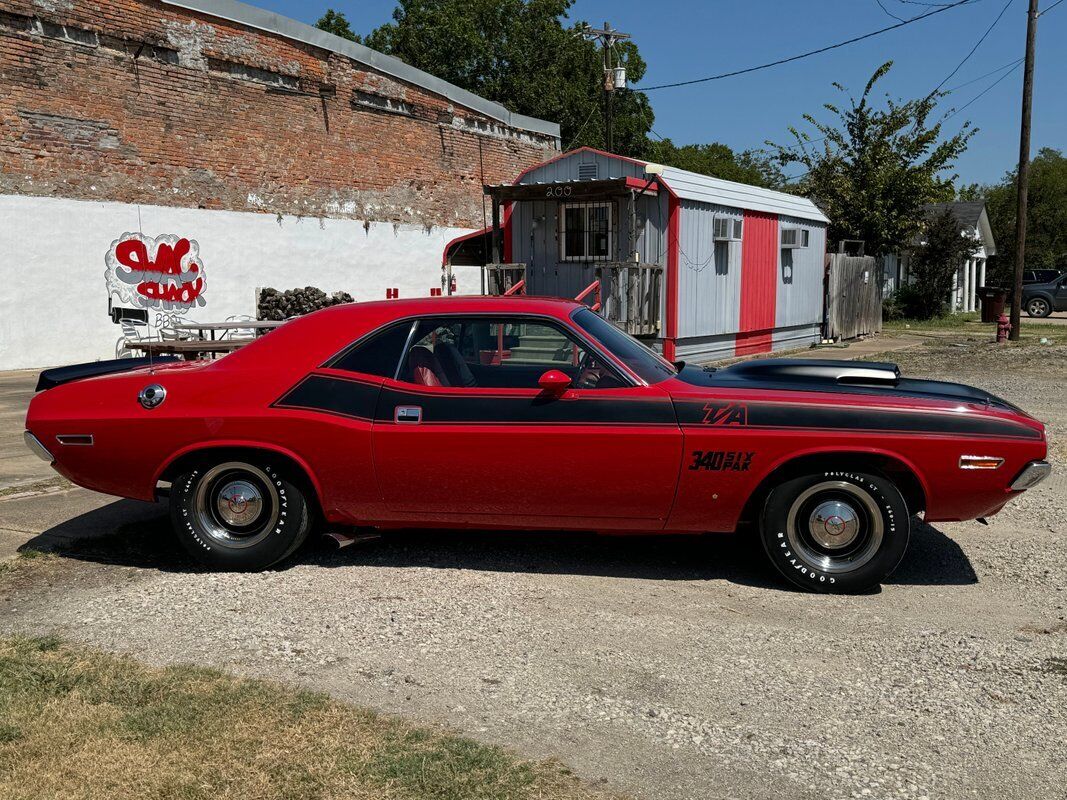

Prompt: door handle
[{"left": 394, "top": 406, "right": 422, "bottom": 424}]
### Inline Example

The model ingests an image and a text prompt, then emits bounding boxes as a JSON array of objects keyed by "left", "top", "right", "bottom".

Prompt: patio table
[
  {"left": 125, "top": 338, "right": 255, "bottom": 360},
  {"left": 170, "top": 320, "right": 285, "bottom": 340}
]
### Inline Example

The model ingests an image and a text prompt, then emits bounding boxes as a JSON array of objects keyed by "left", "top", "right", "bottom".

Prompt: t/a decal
[
  {"left": 689, "top": 450, "right": 754, "bottom": 471},
  {"left": 701, "top": 402, "right": 748, "bottom": 426}
]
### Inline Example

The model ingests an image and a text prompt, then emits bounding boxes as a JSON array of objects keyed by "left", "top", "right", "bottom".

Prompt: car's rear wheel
[
  {"left": 759, "top": 470, "right": 910, "bottom": 593},
  {"left": 1026, "top": 297, "right": 1052, "bottom": 318},
  {"left": 170, "top": 458, "right": 311, "bottom": 571}
]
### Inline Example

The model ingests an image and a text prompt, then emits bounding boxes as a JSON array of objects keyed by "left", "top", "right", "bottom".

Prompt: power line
[
  {"left": 563, "top": 103, "right": 601, "bottom": 151},
  {"left": 639, "top": 0, "right": 975, "bottom": 91},
  {"left": 944, "top": 57, "right": 1024, "bottom": 91},
  {"left": 945, "top": 60, "right": 1022, "bottom": 117},
  {"left": 1039, "top": 0, "right": 1064, "bottom": 14},
  {"left": 874, "top": 0, "right": 908, "bottom": 21},
  {"left": 931, "top": 0, "right": 1014, "bottom": 93}
]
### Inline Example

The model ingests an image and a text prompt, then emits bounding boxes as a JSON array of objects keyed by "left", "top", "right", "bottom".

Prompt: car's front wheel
[
  {"left": 759, "top": 470, "right": 910, "bottom": 593},
  {"left": 170, "top": 458, "right": 311, "bottom": 570},
  {"left": 1026, "top": 296, "right": 1052, "bottom": 318}
]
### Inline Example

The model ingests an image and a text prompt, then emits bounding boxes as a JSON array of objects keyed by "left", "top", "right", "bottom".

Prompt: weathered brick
[{"left": 0, "top": 0, "right": 558, "bottom": 227}]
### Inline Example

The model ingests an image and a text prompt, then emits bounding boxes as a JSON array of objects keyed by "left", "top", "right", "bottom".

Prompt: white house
[{"left": 882, "top": 201, "right": 997, "bottom": 312}]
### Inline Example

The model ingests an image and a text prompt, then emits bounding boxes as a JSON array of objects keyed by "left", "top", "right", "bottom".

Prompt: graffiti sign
[{"left": 105, "top": 232, "right": 207, "bottom": 313}]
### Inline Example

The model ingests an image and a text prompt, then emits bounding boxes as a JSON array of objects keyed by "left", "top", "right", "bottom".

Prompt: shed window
[{"left": 560, "top": 202, "right": 614, "bottom": 262}]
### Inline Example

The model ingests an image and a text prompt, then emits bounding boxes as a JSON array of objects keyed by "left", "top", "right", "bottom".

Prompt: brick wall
[{"left": 0, "top": 0, "right": 558, "bottom": 228}]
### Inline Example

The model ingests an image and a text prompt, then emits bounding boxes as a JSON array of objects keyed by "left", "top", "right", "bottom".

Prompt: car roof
[{"left": 220, "top": 295, "right": 587, "bottom": 373}]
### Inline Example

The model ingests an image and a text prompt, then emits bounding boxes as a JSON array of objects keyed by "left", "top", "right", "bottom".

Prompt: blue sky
[{"left": 256, "top": 0, "right": 1064, "bottom": 186}]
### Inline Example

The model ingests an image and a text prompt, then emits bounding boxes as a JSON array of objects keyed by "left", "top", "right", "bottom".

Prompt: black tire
[
  {"left": 1026, "top": 297, "right": 1052, "bottom": 318},
  {"left": 759, "top": 469, "right": 910, "bottom": 593},
  {"left": 170, "top": 457, "right": 312, "bottom": 571}
]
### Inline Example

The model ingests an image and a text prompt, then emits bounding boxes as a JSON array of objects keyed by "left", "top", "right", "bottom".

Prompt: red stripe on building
[
  {"left": 663, "top": 193, "right": 681, "bottom": 362},
  {"left": 736, "top": 210, "right": 778, "bottom": 356},
  {"left": 503, "top": 201, "right": 513, "bottom": 263}
]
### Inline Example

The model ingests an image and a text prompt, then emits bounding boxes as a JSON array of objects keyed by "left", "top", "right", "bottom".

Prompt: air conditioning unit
[
  {"left": 713, "top": 216, "right": 742, "bottom": 242},
  {"left": 781, "top": 228, "right": 810, "bottom": 248}
]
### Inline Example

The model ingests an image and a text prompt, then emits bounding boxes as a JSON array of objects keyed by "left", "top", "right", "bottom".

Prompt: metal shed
[{"left": 444, "top": 147, "right": 830, "bottom": 361}]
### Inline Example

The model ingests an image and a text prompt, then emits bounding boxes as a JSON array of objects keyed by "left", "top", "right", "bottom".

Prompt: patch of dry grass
[{"left": 0, "top": 637, "right": 614, "bottom": 800}]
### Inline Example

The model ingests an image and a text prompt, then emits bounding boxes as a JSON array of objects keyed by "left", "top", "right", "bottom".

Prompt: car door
[
  {"left": 370, "top": 314, "right": 682, "bottom": 527},
  {"left": 1056, "top": 275, "right": 1067, "bottom": 311}
]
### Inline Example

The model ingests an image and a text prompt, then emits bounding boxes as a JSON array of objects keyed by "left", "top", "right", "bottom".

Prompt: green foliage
[
  {"left": 769, "top": 62, "right": 974, "bottom": 256},
  {"left": 362, "top": 0, "right": 654, "bottom": 157},
  {"left": 648, "top": 139, "right": 784, "bottom": 189},
  {"left": 315, "top": 9, "right": 360, "bottom": 42},
  {"left": 960, "top": 148, "right": 1067, "bottom": 285},
  {"left": 902, "top": 208, "right": 980, "bottom": 319}
]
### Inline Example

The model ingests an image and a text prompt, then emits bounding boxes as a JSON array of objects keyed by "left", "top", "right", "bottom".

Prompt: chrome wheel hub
[
  {"left": 193, "top": 462, "right": 280, "bottom": 549},
  {"left": 785, "top": 481, "right": 885, "bottom": 574},
  {"left": 215, "top": 480, "right": 263, "bottom": 528},
  {"left": 808, "top": 500, "right": 860, "bottom": 549}
]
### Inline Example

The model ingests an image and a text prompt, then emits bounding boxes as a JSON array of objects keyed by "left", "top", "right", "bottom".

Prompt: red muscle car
[{"left": 24, "top": 297, "right": 1050, "bottom": 592}]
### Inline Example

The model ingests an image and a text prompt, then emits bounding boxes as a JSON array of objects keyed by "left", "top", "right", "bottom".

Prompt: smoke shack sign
[{"left": 105, "top": 232, "right": 207, "bottom": 313}]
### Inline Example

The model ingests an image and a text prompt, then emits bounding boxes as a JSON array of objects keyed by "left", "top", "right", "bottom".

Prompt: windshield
[{"left": 572, "top": 308, "right": 677, "bottom": 384}]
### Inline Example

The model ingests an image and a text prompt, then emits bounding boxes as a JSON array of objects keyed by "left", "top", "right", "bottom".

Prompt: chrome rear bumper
[{"left": 1010, "top": 460, "right": 1051, "bottom": 491}]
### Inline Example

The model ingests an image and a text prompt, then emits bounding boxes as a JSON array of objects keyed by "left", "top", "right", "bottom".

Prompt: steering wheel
[{"left": 575, "top": 351, "right": 606, "bottom": 389}]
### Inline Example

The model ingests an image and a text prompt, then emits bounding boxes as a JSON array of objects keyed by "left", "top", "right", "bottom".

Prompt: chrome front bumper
[
  {"left": 23, "top": 431, "right": 53, "bottom": 463},
  {"left": 1010, "top": 460, "right": 1051, "bottom": 491}
]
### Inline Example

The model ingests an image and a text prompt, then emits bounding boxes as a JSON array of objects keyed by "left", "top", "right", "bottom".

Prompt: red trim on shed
[
  {"left": 736, "top": 210, "right": 778, "bottom": 356},
  {"left": 663, "top": 193, "right": 681, "bottom": 361},
  {"left": 503, "top": 202, "right": 513, "bottom": 263}
]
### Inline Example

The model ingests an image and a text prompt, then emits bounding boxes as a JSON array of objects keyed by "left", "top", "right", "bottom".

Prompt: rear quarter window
[{"left": 331, "top": 321, "right": 411, "bottom": 377}]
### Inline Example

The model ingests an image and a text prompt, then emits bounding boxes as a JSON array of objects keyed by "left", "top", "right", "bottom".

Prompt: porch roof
[{"left": 484, "top": 176, "right": 658, "bottom": 202}]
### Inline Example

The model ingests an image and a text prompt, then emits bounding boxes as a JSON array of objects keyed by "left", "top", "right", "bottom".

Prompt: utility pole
[
  {"left": 1009, "top": 0, "right": 1039, "bottom": 340},
  {"left": 581, "top": 22, "right": 630, "bottom": 152}
]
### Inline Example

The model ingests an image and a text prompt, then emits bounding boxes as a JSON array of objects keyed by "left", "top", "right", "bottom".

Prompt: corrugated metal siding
[
  {"left": 737, "top": 211, "right": 778, "bottom": 355},
  {"left": 518, "top": 150, "right": 647, "bottom": 184},
  {"left": 676, "top": 200, "right": 742, "bottom": 340},
  {"left": 676, "top": 333, "right": 739, "bottom": 363},
  {"left": 774, "top": 215, "right": 826, "bottom": 330},
  {"left": 772, "top": 324, "right": 821, "bottom": 352}
]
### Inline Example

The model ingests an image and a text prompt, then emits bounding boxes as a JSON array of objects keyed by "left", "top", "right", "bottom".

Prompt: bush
[
  {"left": 883, "top": 283, "right": 947, "bottom": 321},
  {"left": 257, "top": 286, "right": 354, "bottom": 320}
]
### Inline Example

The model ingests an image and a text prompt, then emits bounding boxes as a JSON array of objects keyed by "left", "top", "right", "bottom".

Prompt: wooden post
[{"left": 1010, "top": 0, "right": 1039, "bottom": 340}]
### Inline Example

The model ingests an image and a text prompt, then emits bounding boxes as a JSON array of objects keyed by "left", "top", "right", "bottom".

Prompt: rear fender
[{"left": 153, "top": 439, "right": 324, "bottom": 504}]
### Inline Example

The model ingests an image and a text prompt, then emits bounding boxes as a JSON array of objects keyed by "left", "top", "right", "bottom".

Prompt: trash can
[{"left": 977, "top": 286, "right": 1007, "bottom": 323}]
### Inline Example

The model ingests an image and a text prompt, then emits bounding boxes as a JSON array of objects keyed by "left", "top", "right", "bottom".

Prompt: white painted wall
[{"left": 0, "top": 195, "right": 476, "bottom": 370}]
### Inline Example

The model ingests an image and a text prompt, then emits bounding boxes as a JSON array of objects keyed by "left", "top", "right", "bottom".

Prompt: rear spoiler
[{"left": 36, "top": 356, "right": 180, "bottom": 392}]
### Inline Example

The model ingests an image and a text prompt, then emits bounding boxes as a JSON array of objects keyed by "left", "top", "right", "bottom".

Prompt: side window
[
  {"left": 396, "top": 317, "right": 626, "bottom": 390},
  {"left": 331, "top": 321, "right": 412, "bottom": 377}
]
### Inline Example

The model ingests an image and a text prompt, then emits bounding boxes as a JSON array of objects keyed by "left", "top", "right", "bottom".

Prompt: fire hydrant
[{"left": 996, "top": 313, "right": 1011, "bottom": 343}]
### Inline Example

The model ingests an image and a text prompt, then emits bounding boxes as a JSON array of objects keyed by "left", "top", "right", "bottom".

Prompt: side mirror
[{"left": 538, "top": 369, "right": 572, "bottom": 394}]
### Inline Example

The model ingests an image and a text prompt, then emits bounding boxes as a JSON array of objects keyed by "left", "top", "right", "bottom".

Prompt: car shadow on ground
[{"left": 18, "top": 500, "right": 977, "bottom": 591}]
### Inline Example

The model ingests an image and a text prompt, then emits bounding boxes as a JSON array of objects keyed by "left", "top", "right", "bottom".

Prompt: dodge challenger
[{"left": 24, "top": 297, "right": 1050, "bottom": 592}]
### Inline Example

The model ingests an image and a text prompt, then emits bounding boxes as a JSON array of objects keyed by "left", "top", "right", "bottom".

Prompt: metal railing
[{"left": 574, "top": 279, "right": 601, "bottom": 311}]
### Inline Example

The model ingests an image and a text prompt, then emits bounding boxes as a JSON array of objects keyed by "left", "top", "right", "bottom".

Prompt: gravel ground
[{"left": 2, "top": 341, "right": 1066, "bottom": 800}]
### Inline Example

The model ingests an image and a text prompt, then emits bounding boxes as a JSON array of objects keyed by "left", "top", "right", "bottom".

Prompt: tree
[
  {"left": 768, "top": 62, "right": 975, "bottom": 256},
  {"left": 898, "top": 208, "right": 980, "bottom": 319},
  {"left": 960, "top": 148, "right": 1067, "bottom": 285},
  {"left": 315, "top": 9, "right": 360, "bottom": 42},
  {"left": 362, "top": 0, "right": 654, "bottom": 157},
  {"left": 648, "top": 139, "right": 784, "bottom": 189}
]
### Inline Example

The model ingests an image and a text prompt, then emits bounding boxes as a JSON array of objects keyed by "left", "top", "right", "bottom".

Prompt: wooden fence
[{"left": 825, "top": 254, "right": 882, "bottom": 341}]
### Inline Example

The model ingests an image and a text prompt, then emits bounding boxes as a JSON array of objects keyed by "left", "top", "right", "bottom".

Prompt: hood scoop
[{"left": 721, "top": 359, "right": 901, "bottom": 387}]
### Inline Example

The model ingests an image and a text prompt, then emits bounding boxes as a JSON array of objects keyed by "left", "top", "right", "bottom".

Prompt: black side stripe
[
  {"left": 674, "top": 400, "right": 1042, "bottom": 440},
  {"left": 274, "top": 374, "right": 381, "bottom": 421}
]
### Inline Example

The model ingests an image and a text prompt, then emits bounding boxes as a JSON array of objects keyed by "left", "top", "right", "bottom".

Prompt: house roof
[
  {"left": 514, "top": 148, "right": 829, "bottom": 224},
  {"left": 922, "top": 201, "right": 996, "bottom": 255},
  {"left": 660, "top": 165, "right": 830, "bottom": 224},
  {"left": 161, "top": 0, "right": 560, "bottom": 140},
  {"left": 922, "top": 201, "right": 985, "bottom": 228}
]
